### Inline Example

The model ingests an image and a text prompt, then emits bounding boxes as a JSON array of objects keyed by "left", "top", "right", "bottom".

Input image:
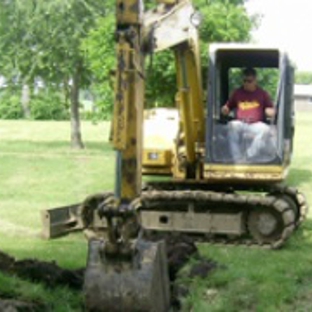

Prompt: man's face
[{"left": 243, "top": 75, "right": 257, "bottom": 92}]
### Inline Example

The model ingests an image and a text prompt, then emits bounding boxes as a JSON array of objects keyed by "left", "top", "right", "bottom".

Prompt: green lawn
[
  {"left": 0, "top": 120, "right": 114, "bottom": 311},
  {"left": 0, "top": 114, "right": 311, "bottom": 311}
]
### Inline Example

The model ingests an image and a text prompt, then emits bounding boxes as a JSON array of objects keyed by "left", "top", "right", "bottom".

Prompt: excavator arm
[
  {"left": 42, "top": 1, "right": 212, "bottom": 310},
  {"left": 102, "top": 0, "right": 206, "bottom": 251},
  {"left": 113, "top": 0, "right": 205, "bottom": 200},
  {"left": 84, "top": 0, "right": 205, "bottom": 310},
  {"left": 113, "top": 0, "right": 144, "bottom": 201}
]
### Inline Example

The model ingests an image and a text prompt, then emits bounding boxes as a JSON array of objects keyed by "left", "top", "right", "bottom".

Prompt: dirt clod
[{"left": 189, "top": 257, "right": 219, "bottom": 278}]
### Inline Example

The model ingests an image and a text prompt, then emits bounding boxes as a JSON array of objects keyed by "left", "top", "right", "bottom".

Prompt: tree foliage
[
  {"left": 0, "top": 89, "right": 24, "bottom": 120},
  {"left": 82, "top": 15, "right": 116, "bottom": 118},
  {"left": 0, "top": 0, "right": 107, "bottom": 147},
  {"left": 83, "top": 0, "right": 256, "bottom": 113},
  {"left": 197, "top": 0, "right": 254, "bottom": 43},
  {"left": 0, "top": 87, "right": 69, "bottom": 120},
  {"left": 0, "top": 0, "right": 106, "bottom": 82},
  {"left": 0, "top": 0, "right": 257, "bottom": 123},
  {"left": 295, "top": 71, "right": 312, "bottom": 85}
]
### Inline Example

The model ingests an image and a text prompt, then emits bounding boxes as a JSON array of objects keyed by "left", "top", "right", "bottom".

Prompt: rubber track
[
  {"left": 269, "top": 185, "right": 309, "bottom": 227},
  {"left": 138, "top": 186, "right": 308, "bottom": 249}
]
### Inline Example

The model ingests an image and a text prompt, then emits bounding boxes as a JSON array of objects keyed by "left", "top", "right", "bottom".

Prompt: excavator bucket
[{"left": 84, "top": 239, "right": 170, "bottom": 312}]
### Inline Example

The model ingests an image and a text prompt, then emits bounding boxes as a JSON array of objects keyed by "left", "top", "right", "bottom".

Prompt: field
[{"left": 0, "top": 113, "right": 311, "bottom": 311}]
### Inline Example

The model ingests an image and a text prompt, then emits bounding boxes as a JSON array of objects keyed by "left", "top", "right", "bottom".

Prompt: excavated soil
[
  {"left": 0, "top": 299, "right": 40, "bottom": 312},
  {"left": 0, "top": 251, "right": 84, "bottom": 289},
  {"left": 164, "top": 235, "right": 220, "bottom": 310},
  {"left": 0, "top": 237, "right": 220, "bottom": 311},
  {"left": 0, "top": 251, "right": 84, "bottom": 311}
]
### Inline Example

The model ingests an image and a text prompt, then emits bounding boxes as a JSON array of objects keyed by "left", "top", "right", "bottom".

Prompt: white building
[{"left": 294, "top": 84, "right": 312, "bottom": 111}]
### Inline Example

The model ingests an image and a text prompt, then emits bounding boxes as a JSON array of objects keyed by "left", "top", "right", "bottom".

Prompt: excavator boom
[{"left": 84, "top": 0, "right": 203, "bottom": 310}]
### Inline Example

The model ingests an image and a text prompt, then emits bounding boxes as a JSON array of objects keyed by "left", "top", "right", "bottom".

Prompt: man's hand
[
  {"left": 221, "top": 105, "right": 230, "bottom": 115},
  {"left": 265, "top": 107, "right": 275, "bottom": 118}
]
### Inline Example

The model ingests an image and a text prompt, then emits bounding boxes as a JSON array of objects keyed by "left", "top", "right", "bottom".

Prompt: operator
[{"left": 221, "top": 67, "right": 275, "bottom": 162}]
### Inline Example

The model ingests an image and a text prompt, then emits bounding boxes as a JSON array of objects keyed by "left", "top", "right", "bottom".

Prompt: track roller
[{"left": 247, "top": 198, "right": 295, "bottom": 246}]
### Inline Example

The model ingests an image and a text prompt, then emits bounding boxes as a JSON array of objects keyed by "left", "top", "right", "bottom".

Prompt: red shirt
[{"left": 226, "top": 87, "right": 273, "bottom": 123}]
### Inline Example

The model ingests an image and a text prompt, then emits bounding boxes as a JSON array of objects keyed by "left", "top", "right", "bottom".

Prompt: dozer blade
[
  {"left": 84, "top": 239, "right": 170, "bottom": 312},
  {"left": 41, "top": 202, "right": 107, "bottom": 239},
  {"left": 41, "top": 204, "right": 83, "bottom": 239}
]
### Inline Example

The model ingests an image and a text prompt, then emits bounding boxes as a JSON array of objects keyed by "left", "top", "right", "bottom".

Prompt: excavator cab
[{"left": 204, "top": 44, "right": 295, "bottom": 183}]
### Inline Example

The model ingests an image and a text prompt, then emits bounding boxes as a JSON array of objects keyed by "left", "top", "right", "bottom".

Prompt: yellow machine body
[{"left": 142, "top": 108, "right": 179, "bottom": 175}]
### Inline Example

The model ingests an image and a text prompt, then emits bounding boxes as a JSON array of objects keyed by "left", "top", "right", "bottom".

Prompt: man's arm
[
  {"left": 221, "top": 105, "right": 230, "bottom": 115},
  {"left": 221, "top": 90, "right": 237, "bottom": 115},
  {"left": 265, "top": 107, "right": 275, "bottom": 118},
  {"left": 263, "top": 90, "right": 275, "bottom": 118}
]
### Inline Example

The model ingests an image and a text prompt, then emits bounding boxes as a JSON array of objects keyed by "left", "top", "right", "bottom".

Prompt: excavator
[{"left": 41, "top": 0, "right": 308, "bottom": 310}]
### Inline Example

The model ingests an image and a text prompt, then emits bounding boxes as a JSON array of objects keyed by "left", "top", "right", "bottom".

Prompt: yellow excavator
[{"left": 41, "top": 0, "right": 308, "bottom": 310}]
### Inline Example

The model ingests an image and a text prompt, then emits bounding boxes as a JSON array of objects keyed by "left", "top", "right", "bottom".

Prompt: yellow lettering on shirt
[{"left": 238, "top": 101, "right": 260, "bottom": 110}]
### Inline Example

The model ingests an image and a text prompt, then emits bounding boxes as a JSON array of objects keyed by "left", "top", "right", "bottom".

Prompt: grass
[
  {"left": 180, "top": 225, "right": 312, "bottom": 312},
  {"left": 0, "top": 120, "right": 114, "bottom": 311},
  {"left": 0, "top": 272, "right": 84, "bottom": 312},
  {"left": 0, "top": 114, "right": 311, "bottom": 311}
]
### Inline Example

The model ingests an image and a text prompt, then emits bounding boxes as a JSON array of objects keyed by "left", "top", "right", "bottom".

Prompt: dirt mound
[
  {"left": 13, "top": 260, "right": 83, "bottom": 290},
  {"left": 0, "top": 251, "right": 83, "bottom": 290},
  {"left": 164, "top": 236, "right": 220, "bottom": 310},
  {"left": 166, "top": 235, "right": 198, "bottom": 281},
  {"left": 0, "top": 237, "right": 220, "bottom": 310},
  {"left": 0, "top": 299, "right": 41, "bottom": 312}
]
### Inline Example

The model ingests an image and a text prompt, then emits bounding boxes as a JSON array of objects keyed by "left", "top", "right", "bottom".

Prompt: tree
[
  {"left": 0, "top": 0, "right": 107, "bottom": 148},
  {"left": 82, "top": 14, "right": 116, "bottom": 119},
  {"left": 295, "top": 71, "right": 312, "bottom": 85},
  {"left": 83, "top": 0, "right": 257, "bottom": 113}
]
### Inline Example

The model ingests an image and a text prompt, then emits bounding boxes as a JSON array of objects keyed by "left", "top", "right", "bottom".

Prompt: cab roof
[{"left": 209, "top": 43, "right": 289, "bottom": 68}]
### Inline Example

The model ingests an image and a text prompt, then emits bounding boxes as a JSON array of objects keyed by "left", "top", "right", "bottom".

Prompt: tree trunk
[
  {"left": 70, "top": 66, "right": 84, "bottom": 149},
  {"left": 21, "top": 84, "right": 31, "bottom": 119}
]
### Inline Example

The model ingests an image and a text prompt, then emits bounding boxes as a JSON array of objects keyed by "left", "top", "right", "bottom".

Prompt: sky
[{"left": 245, "top": 0, "right": 312, "bottom": 71}]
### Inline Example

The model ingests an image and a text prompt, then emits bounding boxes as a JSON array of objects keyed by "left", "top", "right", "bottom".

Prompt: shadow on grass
[
  {"left": 0, "top": 140, "right": 112, "bottom": 153},
  {"left": 84, "top": 141, "right": 112, "bottom": 152},
  {"left": 287, "top": 168, "right": 312, "bottom": 187}
]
